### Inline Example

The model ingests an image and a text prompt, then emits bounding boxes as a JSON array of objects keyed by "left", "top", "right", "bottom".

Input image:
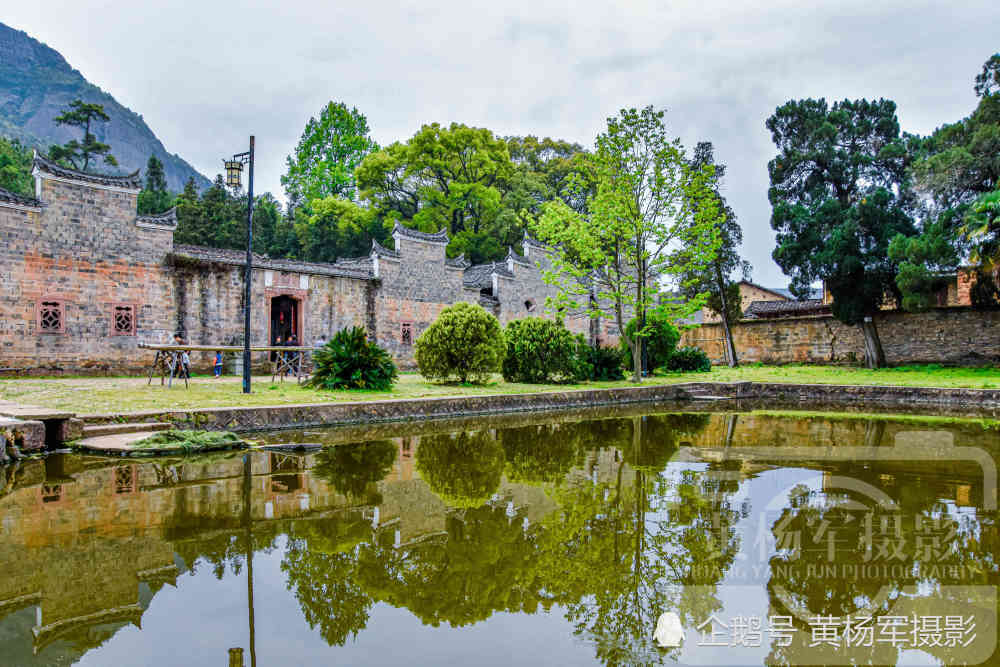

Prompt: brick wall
[
  {"left": 681, "top": 308, "right": 1000, "bottom": 365},
  {"left": 0, "top": 177, "right": 177, "bottom": 373}
]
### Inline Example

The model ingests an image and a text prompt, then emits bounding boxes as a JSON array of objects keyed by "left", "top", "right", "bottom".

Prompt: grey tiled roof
[
  {"left": 507, "top": 247, "right": 532, "bottom": 266},
  {"left": 371, "top": 238, "right": 400, "bottom": 259},
  {"left": 33, "top": 153, "right": 142, "bottom": 190},
  {"left": 463, "top": 261, "right": 513, "bottom": 288},
  {"left": 135, "top": 207, "right": 177, "bottom": 229},
  {"left": 523, "top": 233, "right": 549, "bottom": 250},
  {"left": 0, "top": 186, "right": 41, "bottom": 208},
  {"left": 743, "top": 299, "right": 830, "bottom": 319},
  {"left": 446, "top": 253, "right": 470, "bottom": 268},
  {"left": 334, "top": 255, "right": 374, "bottom": 272},
  {"left": 393, "top": 222, "right": 449, "bottom": 243},
  {"left": 170, "top": 244, "right": 373, "bottom": 279}
]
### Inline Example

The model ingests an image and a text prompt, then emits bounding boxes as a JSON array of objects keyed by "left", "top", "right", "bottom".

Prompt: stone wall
[
  {"left": 170, "top": 259, "right": 369, "bottom": 371},
  {"left": 0, "top": 176, "right": 177, "bottom": 373},
  {"left": 681, "top": 307, "right": 1000, "bottom": 366},
  {"left": 373, "top": 233, "right": 475, "bottom": 364}
]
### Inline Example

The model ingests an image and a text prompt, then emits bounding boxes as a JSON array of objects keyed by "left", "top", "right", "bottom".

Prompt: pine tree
[{"left": 48, "top": 99, "right": 117, "bottom": 171}]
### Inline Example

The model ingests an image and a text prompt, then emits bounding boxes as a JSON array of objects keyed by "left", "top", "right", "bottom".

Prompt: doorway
[{"left": 270, "top": 295, "right": 299, "bottom": 347}]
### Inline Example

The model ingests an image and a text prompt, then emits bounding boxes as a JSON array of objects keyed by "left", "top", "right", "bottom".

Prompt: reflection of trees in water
[
  {"left": 535, "top": 413, "right": 737, "bottom": 665},
  {"left": 415, "top": 431, "right": 505, "bottom": 508},
  {"left": 281, "top": 515, "right": 376, "bottom": 647},
  {"left": 764, "top": 478, "right": 1000, "bottom": 667},
  {"left": 500, "top": 422, "right": 590, "bottom": 485},
  {"left": 311, "top": 440, "right": 397, "bottom": 503}
]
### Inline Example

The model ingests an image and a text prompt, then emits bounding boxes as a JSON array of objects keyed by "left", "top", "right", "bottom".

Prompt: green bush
[
  {"left": 306, "top": 326, "right": 398, "bottom": 390},
  {"left": 583, "top": 344, "right": 625, "bottom": 381},
  {"left": 502, "top": 318, "right": 586, "bottom": 383},
  {"left": 415, "top": 302, "right": 505, "bottom": 384},
  {"left": 621, "top": 311, "right": 681, "bottom": 370},
  {"left": 665, "top": 346, "right": 712, "bottom": 372}
]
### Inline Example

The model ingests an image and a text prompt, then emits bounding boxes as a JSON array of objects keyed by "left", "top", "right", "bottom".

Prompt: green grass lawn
[{"left": 0, "top": 364, "right": 997, "bottom": 415}]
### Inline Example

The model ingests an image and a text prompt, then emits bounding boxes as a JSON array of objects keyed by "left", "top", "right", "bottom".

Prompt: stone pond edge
[{"left": 76, "top": 381, "right": 1000, "bottom": 434}]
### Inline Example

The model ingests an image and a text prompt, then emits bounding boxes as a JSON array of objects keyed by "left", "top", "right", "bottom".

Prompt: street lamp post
[{"left": 225, "top": 137, "right": 255, "bottom": 394}]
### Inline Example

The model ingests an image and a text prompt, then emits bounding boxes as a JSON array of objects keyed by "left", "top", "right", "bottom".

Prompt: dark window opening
[
  {"left": 401, "top": 322, "right": 413, "bottom": 346},
  {"left": 115, "top": 465, "right": 135, "bottom": 494},
  {"left": 41, "top": 485, "right": 62, "bottom": 503},
  {"left": 524, "top": 300, "right": 535, "bottom": 312}
]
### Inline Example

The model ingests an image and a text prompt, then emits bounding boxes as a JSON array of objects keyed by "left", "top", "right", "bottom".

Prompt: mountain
[{"left": 0, "top": 22, "right": 210, "bottom": 192}]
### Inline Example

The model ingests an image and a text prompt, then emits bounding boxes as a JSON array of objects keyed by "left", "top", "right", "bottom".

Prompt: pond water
[{"left": 0, "top": 408, "right": 998, "bottom": 666}]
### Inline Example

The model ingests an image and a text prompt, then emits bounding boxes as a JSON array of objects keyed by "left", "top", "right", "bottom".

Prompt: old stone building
[{"left": 0, "top": 155, "right": 614, "bottom": 374}]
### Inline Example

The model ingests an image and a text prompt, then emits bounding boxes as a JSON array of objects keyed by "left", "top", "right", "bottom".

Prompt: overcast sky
[{"left": 7, "top": 1, "right": 998, "bottom": 286}]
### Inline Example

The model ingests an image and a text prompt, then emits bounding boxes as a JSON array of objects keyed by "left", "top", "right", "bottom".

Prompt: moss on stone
[{"left": 131, "top": 429, "right": 244, "bottom": 452}]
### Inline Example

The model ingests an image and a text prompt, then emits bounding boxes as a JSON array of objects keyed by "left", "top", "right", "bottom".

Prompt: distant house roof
[
  {"left": 446, "top": 253, "right": 471, "bottom": 269},
  {"left": 32, "top": 153, "right": 142, "bottom": 191},
  {"left": 170, "top": 244, "right": 373, "bottom": 280},
  {"left": 0, "top": 186, "right": 41, "bottom": 209},
  {"left": 743, "top": 299, "right": 830, "bottom": 319},
  {"left": 506, "top": 247, "right": 532, "bottom": 266},
  {"left": 393, "top": 222, "right": 449, "bottom": 243}
]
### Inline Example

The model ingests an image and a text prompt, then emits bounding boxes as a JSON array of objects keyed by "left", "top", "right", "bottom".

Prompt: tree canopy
[
  {"left": 137, "top": 155, "right": 173, "bottom": 214},
  {"left": 48, "top": 99, "right": 118, "bottom": 171},
  {"left": 0, "top": 136, "right": 32, "bottom": 195},
  {"left": 766, "top": 97, "right": 916, "bottom": 367},
  {"left": 535, "top": 106, "right": 722, "bottom": 382},
  {"left": 281, "top": 102, "right": 378, "bottom": 206}
]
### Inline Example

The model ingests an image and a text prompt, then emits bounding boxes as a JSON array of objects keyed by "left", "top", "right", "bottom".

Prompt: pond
[{"left": 0, "top": 408, "right": 997, "bottom": 666}]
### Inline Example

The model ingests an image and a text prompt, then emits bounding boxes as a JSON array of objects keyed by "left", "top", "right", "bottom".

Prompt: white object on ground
[{"left": 654, "top": 611, "right": 684, "bottom": 648}]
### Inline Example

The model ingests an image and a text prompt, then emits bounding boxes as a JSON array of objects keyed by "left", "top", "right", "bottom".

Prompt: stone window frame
[
  {"left": 110, "top": 302, "right": 138, "bottom": 337},
  {"left": 524, "top": 299, "right": 535, "bottom": 312},
  {"left": 36, "top": 298, "right": 66, "bottom": 335},
  {"left": 401, "top": 321, "right": 413, "bottom": 346}
]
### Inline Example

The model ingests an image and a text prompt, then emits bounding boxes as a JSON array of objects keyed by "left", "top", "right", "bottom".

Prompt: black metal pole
[{"left": 242, "top": 137, "right": 255, "bottom": 394}]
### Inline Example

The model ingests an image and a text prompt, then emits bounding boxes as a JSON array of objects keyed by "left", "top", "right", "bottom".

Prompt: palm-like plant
[{"left": 306, "top": 327, "right": 397, "bottom": 391}]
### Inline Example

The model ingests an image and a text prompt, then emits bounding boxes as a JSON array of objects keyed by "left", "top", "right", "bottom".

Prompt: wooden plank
[{"left": 138, "top": 343, "right": 313, "bottom": 352}]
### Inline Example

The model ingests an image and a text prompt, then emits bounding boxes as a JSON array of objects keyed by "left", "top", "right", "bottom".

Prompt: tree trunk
[
  {"left": 859, "top": 316, "right": 886, "bottom": 369},
  {"left": 630, "top": 337, "right": 642, "bottom": 383},
  {"left": 715, "top": 266, "right": 738, "bottom": 367}
]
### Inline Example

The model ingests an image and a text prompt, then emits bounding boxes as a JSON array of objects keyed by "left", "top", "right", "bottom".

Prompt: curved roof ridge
[
  {"left": 371, "top": 237, "right": 400, "bottom": 258},
  {"left": 392, "top": 221, "right": 449, "bottom": 243},
  {"left": 33, "top": 152, "right": 142, "bottom": 190},
  {"left": 0, "top": 186, "right": 41, "bottom": 209}
]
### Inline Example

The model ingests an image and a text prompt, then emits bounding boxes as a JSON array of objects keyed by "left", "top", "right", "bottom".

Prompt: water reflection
[{"left": 0, "top": 411, "right": 997, "bottom": 666}]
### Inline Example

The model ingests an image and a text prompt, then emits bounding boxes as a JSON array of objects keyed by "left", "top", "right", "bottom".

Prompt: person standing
[{"left": 213, "top": 350, "right": 224, "bottom": 378}]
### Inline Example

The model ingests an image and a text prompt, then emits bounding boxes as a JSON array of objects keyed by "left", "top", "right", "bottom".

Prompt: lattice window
[
  {"left": 112, "top": 304, "right": 136, "bottom": 336},
  {"left": 38, "top": 300, "right": 64, "bottom": 334},
  {"left": 401, "top": 322, "right": 413, "bottom": 346},
  {"left": 115, "top": 465, "right": 135, "bottom": 494},
  {"left": 40, "top": 484, "right": 62, "bottom": 503}
]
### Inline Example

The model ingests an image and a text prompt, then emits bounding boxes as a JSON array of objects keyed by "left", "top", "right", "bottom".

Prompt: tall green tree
[
  {"left": 137, "top": 155, "right": 173, "bottom": 214},
  {"left": 678, "top": 141, "right": 750, "bottom": 367},
  {"left": 767, "top": 98, "right": 916, "bottom": 368},
  {"left": 892, "top": 53, "right": 1000, "bottom": 310},
  {"left": 294, "top": 196, "right": 390, "bottom": 263},
  {"left": 356, "top": 123, "right": 517, "bottom": 263},
  {"left": 535, "top": 106, "right": 722, "bottom": 383},
  {"left": 282, "top": 102, "right": 378, "bottom": 207},
  {"left": 0, "top": 136, "right": 32, "bottom": 195},
  {"left": 48, "top": 99, "right": 118, "bottom": 171}
]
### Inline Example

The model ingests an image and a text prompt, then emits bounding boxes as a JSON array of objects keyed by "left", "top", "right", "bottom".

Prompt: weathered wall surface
[
  {"left": 681, "top": 308, "right": 1000, "bottom": 366},
  {"left": 374, "top": 234, "right": 475, "bottom": 364},
  {"left": 0, "top": 178, "right": 177, "bottom": 373},
  {"left": 170, "top": 259, "right": 368, "bottom": 371}
]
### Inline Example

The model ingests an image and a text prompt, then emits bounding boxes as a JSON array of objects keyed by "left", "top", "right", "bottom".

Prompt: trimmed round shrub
[
  {"left": 306, "top": 326, "right": 398, "bottom": 390},
  {"left": 666, "top": 346, "right": 711, "bottom": 372},
  {"left": 621, "top": 311, "right": 681, "bottom": 370},
  {"left": 415, "top": 302, "right": 505, "bottom": 384},
  {"left": 502, "top": 317, "right": 585, "bottom": 383},
  {"left": 584, "top": 344, "right": 625, "bottom": 381}
]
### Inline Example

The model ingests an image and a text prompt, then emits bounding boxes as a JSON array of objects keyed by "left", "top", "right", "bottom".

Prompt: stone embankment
[{"left": 79, "top": 382, "right": 1000, "bottom": 434}]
